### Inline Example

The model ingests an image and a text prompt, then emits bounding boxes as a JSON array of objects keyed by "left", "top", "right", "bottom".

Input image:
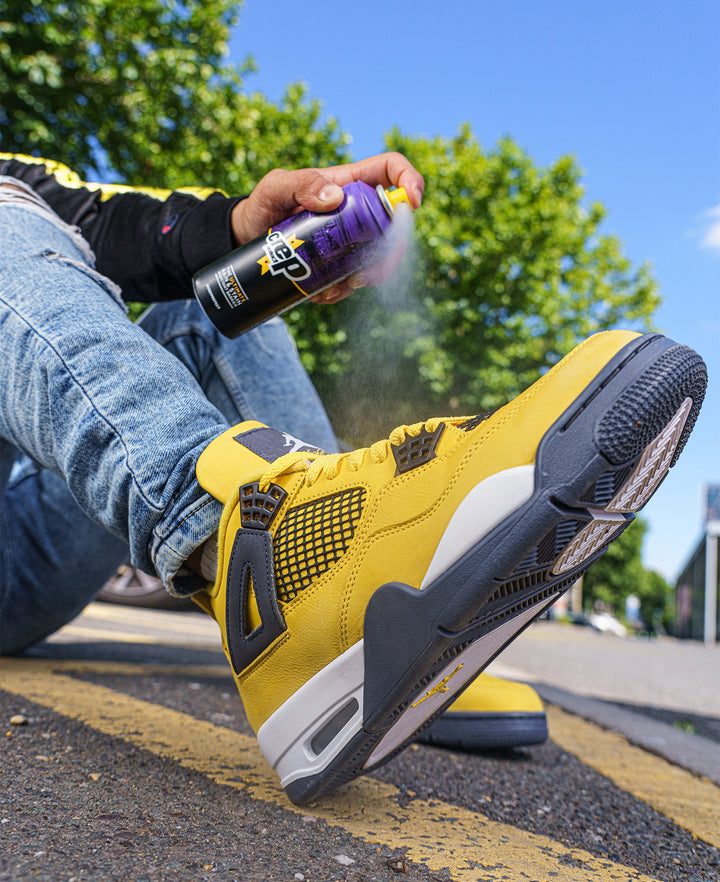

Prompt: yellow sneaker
[
  {"left": 193, "top": 330, "right": 706, "bottom": 802},
  {"left": 417, "top": 673, "right": 547, "bottom": 750}
]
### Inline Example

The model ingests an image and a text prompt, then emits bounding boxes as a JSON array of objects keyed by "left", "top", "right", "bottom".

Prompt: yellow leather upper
[{"left": 447, "top": 672, "right": 544, "bottom": 714}]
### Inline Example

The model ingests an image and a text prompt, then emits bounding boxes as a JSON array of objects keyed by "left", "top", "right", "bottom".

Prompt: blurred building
[{"left": 674, "top": 485, "right": 720, "bottom": 644}]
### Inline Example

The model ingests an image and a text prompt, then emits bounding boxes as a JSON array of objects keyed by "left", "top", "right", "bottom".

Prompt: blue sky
[{"left": 230, "top": 0, "right": 719, "bottom": 580}]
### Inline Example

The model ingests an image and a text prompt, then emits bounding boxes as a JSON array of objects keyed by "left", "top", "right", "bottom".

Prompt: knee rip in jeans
[{"left": 41, "top": 250, "right": 127, "bottom": 312}]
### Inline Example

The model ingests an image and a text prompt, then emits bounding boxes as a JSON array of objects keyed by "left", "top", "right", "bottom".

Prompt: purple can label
[{"left": 193, "top": 181, "right": 396, "bottom": 338}]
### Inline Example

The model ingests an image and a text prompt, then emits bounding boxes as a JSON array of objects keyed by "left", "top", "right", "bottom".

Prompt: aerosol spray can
[{"left": 192, "top": 181, "right": 412, "bottom": 338}]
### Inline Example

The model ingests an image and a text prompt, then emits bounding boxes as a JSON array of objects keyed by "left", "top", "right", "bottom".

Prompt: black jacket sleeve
[{"left": 0, "top": 153, "right": 245, "bottom": 302}]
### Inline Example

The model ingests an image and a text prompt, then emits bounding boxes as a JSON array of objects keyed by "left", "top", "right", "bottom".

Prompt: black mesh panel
[{"left": 274, "top": 488, "right": 366, "bottom": 602}]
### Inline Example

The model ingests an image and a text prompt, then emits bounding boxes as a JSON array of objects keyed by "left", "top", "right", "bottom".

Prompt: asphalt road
[{"left": 1, "top": 606, "right": 719, "bottom": 882}]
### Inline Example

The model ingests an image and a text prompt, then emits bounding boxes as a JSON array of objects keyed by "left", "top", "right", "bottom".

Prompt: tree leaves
[
  {"left": 1, "top": 0, "right": 661, "bottom": 446},
  {"left": 287, "top": 127, "right": 661, "bottom": 441},
  {"left": 1, "top": 0, "right": 243, "bottom": 173}
]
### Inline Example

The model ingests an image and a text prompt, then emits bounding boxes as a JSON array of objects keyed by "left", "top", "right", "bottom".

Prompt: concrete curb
[{"left": 535, "top": 682, "right": 720, "bottom": 786}]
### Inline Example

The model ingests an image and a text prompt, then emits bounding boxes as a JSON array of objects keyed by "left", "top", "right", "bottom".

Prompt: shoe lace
[{"left": 257, "top": 417, "right": 448, "bottom": 491}]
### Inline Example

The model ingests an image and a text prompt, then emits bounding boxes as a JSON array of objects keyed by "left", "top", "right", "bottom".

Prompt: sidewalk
[
  {"left": 489, "top": 619, "right": 720, "bottom": 719},
  {"left": 485, "top": 619, "right": 720, "bottom": 784}
]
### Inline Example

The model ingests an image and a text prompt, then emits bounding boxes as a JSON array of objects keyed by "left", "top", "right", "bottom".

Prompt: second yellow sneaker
[
  {"left": 193, "top": 330, "right": 706, "bottom": 803},
  {"left": 417, "top": 672, "right": 547, "bottom": 750}
]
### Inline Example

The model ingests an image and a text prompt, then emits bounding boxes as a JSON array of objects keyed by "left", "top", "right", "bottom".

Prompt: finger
[
  {"left": 231, "top": 168, "right": 345, "bottom": 244},
  {"left": 309, "top": 281, "right": 356, "bottom": 304},
  {"left": 280, "top": 168, "right": 345, "bottom": 213},
  {"left": 252, "top": 167, "right": 346, "bottom": 217},
  {"left": 321, "top": 152, "right": 425, "bottom": 209}
]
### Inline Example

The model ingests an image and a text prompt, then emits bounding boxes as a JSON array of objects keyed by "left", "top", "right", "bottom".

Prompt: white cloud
[{"left": 700, "top": 205, "right": 720, "bottom": 253}]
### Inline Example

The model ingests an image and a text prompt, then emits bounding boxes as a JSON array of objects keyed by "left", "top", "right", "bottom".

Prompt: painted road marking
[
  {"left": 7, "top": 656, "right": 720, "bottom": 852},
  {"left": 24, "top": 601, "right": 720, "bottom": 855},
  {"left": 546, "top": 704, "right": 720, "bottom": 849},
  {"left": 48, "top": 624, "right": 218, "bottom": 647},
  {"left": 78, "top": 603, "right": 218, "bottom": 636},
  {"left": 48, "top": 604, "right": 220, "bottom": 648},
  {"left": 1, "top": 658, "right": 662, "bottom": 882}
]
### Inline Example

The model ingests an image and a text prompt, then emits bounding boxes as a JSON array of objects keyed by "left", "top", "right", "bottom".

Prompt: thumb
[
  {"left": 294, "top": 170, "right": 344, "bottom": 212},
  {"left": 232, "top": 168, "right": 346, "bottom": 245}
]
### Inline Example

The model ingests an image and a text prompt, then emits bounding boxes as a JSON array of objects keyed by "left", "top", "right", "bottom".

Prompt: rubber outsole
[
  {"left": 417, "top": 711, "right": 548, "bottom": 751},
  {"left": 283, "top": 334, "right": 707, "bottom": 804}
]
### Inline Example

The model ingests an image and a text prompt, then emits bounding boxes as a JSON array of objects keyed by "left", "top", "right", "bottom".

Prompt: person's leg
[
  {"left": 0, "top": 186, "right": 149, "bottom": 654},
  {"left": 0, "top": 446, "right": 129, "bottom": 654},
  {"left": 4, "top": 181, "right": 705, "bottom": 806},
  {"left": 0, "top": 199, "right": 229, "bottom": 650},
  {"left": 0, "top": 205, "right": 337, "bottom": 654}
]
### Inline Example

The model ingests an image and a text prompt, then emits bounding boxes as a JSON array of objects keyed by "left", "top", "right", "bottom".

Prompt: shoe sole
[
  {"left": 416, "top": 710, "right": 548, "bottom": 751},
  {"left": 261, "top": 334, "right": 706, "bottom": 803}
]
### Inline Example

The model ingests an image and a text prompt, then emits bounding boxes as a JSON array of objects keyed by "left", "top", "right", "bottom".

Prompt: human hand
[{"left": 229, "top": 152, "right": 424, "bottom": 303}]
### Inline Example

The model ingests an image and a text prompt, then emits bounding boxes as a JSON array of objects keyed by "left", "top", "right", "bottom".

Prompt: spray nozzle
[
  {"left": 377, "top": 185, "right": 412, "bottom": 217},
  {"left": 386, "top": 186, "right": 411, "bottom": 211}
]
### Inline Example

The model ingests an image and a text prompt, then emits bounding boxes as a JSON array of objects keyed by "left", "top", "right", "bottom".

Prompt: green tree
[
  {"left": 0, "top": 0, "right": 242, "bottom": 173},
  {"left": 582, "top": 518, "right": 673, "bottom": 632},
  {"left": 286, "top": 126, "right": 661, "bottom": 441},
  {"left": 584, "top": 518, "right": 648, "bottom": 612},
  {"left": 0, "top": 0, "right": 349, "bottom": 187},
  {"left": 640, "top": 569, "right": 674, "bottom": 633},
  {"left": 1, "top": 2, "right": 662, "bottom": 451}
]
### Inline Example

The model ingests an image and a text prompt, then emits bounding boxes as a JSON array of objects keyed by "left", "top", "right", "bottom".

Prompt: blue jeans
[{"left": 0, "top": 198, "right": 337, "bottom": 655}]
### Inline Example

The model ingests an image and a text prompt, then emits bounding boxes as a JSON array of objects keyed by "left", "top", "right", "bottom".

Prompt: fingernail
[
  {"left": 349, "top": 275, "right": 367, "bottom": 289},
  {"left": 319, "top": 184, "right": 343, "bottom": 203},
  {"left": 413, "top": 185, "right": 424, "bottom": 206}
]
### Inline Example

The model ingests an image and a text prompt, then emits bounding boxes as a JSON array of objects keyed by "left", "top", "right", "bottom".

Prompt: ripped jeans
[{"left": 0, "top": 182, "right": 337, "bottom": 655}]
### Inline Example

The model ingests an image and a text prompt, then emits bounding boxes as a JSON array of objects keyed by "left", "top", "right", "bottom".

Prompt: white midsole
[
  {"left": 257, "top": 464, "right": 537, "bottom": 788},
  {"left": 420, "top": 465, "right": 535, "bottom": 589},
  {"left": 257, "top": 640, "right": 365, "bottom": 789}
]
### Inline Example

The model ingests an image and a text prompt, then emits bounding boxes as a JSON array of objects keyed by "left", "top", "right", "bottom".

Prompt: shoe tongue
[
  {"left": 234, "top": 425, "right": 325, "bottom": 462},
  {"left": 196, "top": 421, "right": 325, "bottom": 504}
]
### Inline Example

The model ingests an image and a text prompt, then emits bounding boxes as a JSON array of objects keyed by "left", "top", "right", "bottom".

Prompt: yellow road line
[
  {"left": 1, "top": 658, "right": 660, "bottom": 882},
  {"left": 547, "top": 704, "right": 720, "bottom": 849},
  {"left": 80, "top": 603, "right": 218, "bottom": 636},
  {"left": 48, "top": 624, "right": 218, "bottom": 647},
  {"left": 28, "top": 659, "right": 230, "bottom": 678}
]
